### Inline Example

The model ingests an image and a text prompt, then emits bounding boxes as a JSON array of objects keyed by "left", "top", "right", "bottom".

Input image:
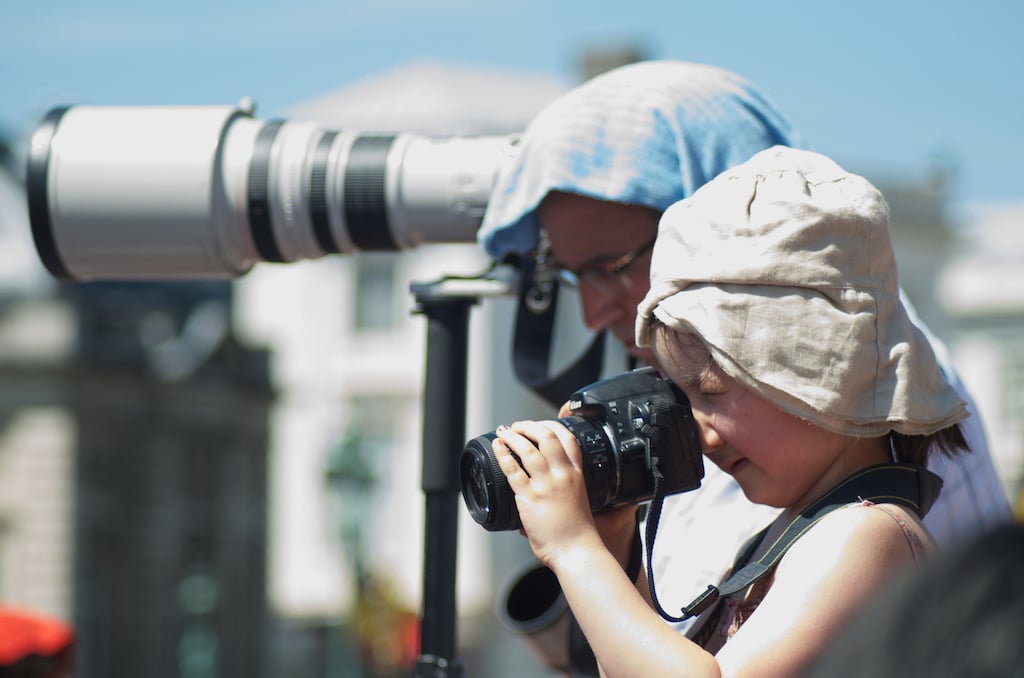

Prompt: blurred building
[{"left": 939, "top": 203, "right": 1024, "bottom": 506}]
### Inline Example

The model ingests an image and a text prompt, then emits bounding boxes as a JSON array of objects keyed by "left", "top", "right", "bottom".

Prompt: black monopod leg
[{"left": 410, "top": 272, "right": 515, "bottom": 678}]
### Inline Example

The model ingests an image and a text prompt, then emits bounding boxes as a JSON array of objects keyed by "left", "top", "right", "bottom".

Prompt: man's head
[
  {"left": 538, "top": 191, "right": 660, "bottom": 364},
  {"left": 478, "top": 60, "right": 802, "bottom": 365}
]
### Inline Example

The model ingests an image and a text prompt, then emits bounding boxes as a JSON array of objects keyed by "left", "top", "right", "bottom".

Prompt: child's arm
[
  {"left": 494, "top": 420, "right": 720, "bottom": 678},
  {"left": 714, "top": 503, "right": 930, "bottom": 677}
]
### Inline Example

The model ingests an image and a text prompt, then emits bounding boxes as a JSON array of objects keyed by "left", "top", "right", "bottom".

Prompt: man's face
[{"left": 537, "top": 191, "right": 661, "bottom": 366}]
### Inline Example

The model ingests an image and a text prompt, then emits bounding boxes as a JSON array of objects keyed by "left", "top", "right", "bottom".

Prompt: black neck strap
[
  {"left": 511, "top": 255, "right": 607, "bottom": 408},
  {"left": 646, "top": 463, "right": 944, "bottom": 623}
]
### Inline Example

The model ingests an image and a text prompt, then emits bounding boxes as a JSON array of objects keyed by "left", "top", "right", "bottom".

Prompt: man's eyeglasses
[{"left": 548, "top": 236, "right": 656, "bottom": 295}]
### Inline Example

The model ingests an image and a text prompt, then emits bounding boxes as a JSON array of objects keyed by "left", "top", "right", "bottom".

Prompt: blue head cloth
[{"left": 478, "top": 60, "right": 805, "bottom": 260}]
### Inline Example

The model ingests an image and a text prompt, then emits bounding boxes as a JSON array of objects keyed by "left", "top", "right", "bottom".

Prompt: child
[{"left": 491, "top": 146, "right": 970, "bottom": 677}]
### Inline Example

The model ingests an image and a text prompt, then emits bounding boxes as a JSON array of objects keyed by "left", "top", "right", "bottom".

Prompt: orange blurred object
[{"left": 0, "top": 607, "right": 74, "bottom": 666}]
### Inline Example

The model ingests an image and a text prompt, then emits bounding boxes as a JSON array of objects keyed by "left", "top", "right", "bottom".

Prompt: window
[{"left": 354, "top": 254, "right": 397, "bottom": 331}]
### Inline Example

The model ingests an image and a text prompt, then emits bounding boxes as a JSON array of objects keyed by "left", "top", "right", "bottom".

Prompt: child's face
[{"left": 653, "top": 329, "right": 854, "bottom": 511}]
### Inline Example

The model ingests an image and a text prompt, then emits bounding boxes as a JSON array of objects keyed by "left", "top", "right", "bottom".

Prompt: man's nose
[{"left": 578, "top": 281, "right": 626, "bottom": 331}]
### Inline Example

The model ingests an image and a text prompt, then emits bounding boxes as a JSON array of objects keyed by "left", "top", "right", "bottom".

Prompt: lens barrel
[{"left": 26, "top": 103, "right": 516, "bottom": 281}]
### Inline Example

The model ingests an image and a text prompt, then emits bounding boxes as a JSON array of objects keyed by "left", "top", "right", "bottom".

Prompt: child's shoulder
[{"left": 782, "top": 502, "right": 935, "bottom": 575}]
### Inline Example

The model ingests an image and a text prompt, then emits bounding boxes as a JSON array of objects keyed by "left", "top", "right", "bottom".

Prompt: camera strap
[
  {"left": 512, "top": 254, "right": 607, "bottom": 408},
  {"left": 644, "top": 462, "right": 944, "bottom": 623}
]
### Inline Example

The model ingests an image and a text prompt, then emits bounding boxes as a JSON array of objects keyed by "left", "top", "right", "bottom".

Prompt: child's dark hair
[{"left": 890, "top": 427, "right": 970, "bottom": 467}]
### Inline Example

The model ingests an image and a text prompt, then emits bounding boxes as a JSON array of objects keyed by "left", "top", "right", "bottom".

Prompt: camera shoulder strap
[
  {"left": 647, "top": 462, "right": 944, "bottom": 623},
  {"left": 512, "top": 256, "right": 606, "bottom": 408}
]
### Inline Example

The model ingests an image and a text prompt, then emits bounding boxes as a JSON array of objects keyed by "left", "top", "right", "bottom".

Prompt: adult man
[{"left": 477, "top": 60, "right": 1010, "bottom": 673}]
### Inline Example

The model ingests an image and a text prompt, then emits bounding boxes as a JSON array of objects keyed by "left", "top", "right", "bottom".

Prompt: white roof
[
  {"left": 939, "top": 203, "right": 1024, "bottom": 315},
  {"left": 288, "top": 59, "right": 569, "bottom": 135}
]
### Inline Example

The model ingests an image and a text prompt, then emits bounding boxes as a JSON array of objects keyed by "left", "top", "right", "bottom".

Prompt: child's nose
[{"left": 693, "top": 414, "right": 723, "bottom": 454}]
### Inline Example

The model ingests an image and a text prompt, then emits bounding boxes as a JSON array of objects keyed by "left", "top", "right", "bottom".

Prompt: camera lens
[
  {"left": 459, "top": 433, "right": 521, "bottom": 532},
  {"left": 459, "top": 416, "right": 622, "bottom": 532},
  {"left": 27, "top": 103, "right": 515, "bottom": 281}
]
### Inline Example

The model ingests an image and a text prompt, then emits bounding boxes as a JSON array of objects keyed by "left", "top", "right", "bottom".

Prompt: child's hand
[
  {"left": 552, "top": 401, "right": 641, "bottom": 567},
  {"left": 492, "top": 420, "right": 604, "bottom": 567}
]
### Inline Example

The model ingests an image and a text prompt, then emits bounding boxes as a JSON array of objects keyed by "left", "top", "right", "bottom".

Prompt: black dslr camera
[{"left": 460, "top": 367, "right": 704, "bottom": 532}]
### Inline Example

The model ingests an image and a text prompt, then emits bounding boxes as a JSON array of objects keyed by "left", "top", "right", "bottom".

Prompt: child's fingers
[
  {"left": 509, "top": 420, "right": 575, "bottom": 472},
  {"left": 495, "top": 422, "right": 551, "bottom": 478},
  {"left": 536, "top": 420, "right": 584, "bottom": 469},
  {"left": 492, "top": 438, "right": 529, "bottom": 489}
]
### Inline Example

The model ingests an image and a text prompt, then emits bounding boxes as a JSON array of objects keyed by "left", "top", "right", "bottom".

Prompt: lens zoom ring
[
  {"left": 309, "top": 130, "right": 339, "bottom": 253},
  {"left": 344, "top": 135, "right": 397, "bottom": 251},
  {"left": 247, "top": 120, "right": 286, "bottom": 262}
]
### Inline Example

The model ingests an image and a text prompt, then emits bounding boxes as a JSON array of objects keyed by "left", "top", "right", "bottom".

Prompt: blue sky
[{"left": 2, "top": 0, "right": 1020, "bottom": 215}]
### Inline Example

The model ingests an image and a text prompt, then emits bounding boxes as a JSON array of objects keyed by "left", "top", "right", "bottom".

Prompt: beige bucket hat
[{"left": 636, "top": 146, "right": 966, "bottom": 436}]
